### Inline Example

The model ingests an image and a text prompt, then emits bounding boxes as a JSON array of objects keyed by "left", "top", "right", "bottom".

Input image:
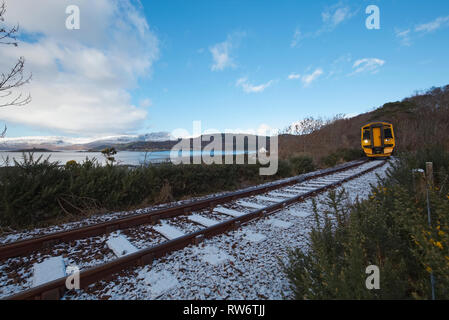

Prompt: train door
[{"left": 372, "top": 127, "right": 382, "bottom": 147}]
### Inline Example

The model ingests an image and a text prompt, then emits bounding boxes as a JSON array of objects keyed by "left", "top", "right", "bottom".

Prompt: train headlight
[{"left": 363, "top": 139, "right": 370, "bottom": 144}]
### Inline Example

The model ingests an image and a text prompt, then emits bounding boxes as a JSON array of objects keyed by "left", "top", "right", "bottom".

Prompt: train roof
[{"left": 362, "top": 121, "right": 393, "bottom": 127}]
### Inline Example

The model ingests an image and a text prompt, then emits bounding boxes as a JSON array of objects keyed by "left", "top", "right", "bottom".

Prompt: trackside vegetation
[
  {"left": 282, "top": 146, "right": 449, "bottom": 299},
  {"left": 0, "top": 153, "right": 317, "bottom": 230}
]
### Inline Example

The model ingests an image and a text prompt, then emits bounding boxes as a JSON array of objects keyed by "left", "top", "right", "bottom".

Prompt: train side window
[
  {"left": 384, "top": 127, "right": 393, "bottom": 139},
  {"left": 363, "top": 129, "right": 370, "bottom": 140}
]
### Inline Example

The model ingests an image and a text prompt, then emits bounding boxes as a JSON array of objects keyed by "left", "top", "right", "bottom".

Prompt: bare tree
[{"left": 0, "top": 1, "right": 31, "bottom": 136}]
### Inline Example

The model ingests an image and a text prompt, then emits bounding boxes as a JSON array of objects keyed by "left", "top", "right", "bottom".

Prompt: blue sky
[{"left": 1, "top": 0, "right": 449, "bottom": 139}]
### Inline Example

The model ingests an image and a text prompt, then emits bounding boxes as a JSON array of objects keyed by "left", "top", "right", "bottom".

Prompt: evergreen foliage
[
  {"left": 282, "top": 146, "right": 449, "bottom": 299},
  {"left": 0, "top": 152, "right": 318, "bottom": 229}
]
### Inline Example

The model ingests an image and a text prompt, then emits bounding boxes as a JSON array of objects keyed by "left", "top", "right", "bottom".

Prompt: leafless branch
[
  {"left": 0, "top": 1, "right": 18, "bottom": 46},
  {"left": 0, "top": 1, "right": 32, "bottom": 114},
  {"left": 0, "top": 57, "right": 32, "bottom": 92},
  {"left": 0, "top": 91, "right": 31, "bottom": 107}
]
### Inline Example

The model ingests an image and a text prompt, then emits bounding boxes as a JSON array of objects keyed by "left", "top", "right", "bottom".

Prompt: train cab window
[
  {"left": 384, "top": 127, "right": 393, "bottom": 139},
  {"left": 363, "top": 129, "right": 370, "bottom": 140}
]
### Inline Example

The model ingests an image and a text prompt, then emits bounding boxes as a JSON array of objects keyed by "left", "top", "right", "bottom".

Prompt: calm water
[{"left": 0, "top": 150, "right": 252, "bottom": 166}]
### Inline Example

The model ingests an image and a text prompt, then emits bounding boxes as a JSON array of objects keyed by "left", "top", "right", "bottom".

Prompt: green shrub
[
  {"left": 369, "top": 100, "right": 417, "bottom": 120},
  {"left": 289, "top": 155, "right": 315, "bottom": 175},
  {"left": 282, "top": 146, "right": 449, "bottom": 299},
  {"left": 320, "top": 148, "right": 364, "bottom": 167},
  {"left": 0, "top": 153, "right": 314, "bottom": 229},
  {"left": 321, "top": 153, "right": 340, "bottom": 167}
]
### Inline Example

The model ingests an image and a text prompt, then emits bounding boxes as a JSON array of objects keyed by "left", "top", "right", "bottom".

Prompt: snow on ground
[
  {"left": 268, "top": 192, "right": 296, "bottom": 198},
  {"left": 0, "top": 160, "right": 363, "bottom": 245},
  {"left": 194, "top": 245, "right": 235, "bottom": 266},
  {"left": 188, "top": 214, "right": 220, "bottom": 227},
  {"left": 32, "top": 256, "right": 66, "bottom": 287},
  {"left": 213, "top": 206, "right": 246, "bottom": 217},
  {"left": 0, "top": 192, "right": 240, "bottom": 245},
  {"left": 153, "top": 223, "right": 186, "bottom": 240},
  {"left": 137, "top": 269, "right": 179, "bottom": 299},
  {"left": 63, "top": 160, "right": 390, "bottom": 300},
  {"left": 0, "top": 222, "right": 172, "bottom": 298},
  {"left": 236, "top": 201, "right": 265, "bottom": 210},
  {"left": 265, "top": 218, "right": 293, "bottom": 229},
  {"left": 0, "top": 233, "right": 118, "bottom": 298},
  {"left": 287, "top": 209, "right": 311, "bottom": 218},
  {"left": 254, "top": 196, "right": 284, "bottom": 203},
  {"left": 237, "top": 230, "right": 267, "bottom": 243},
  {"left": 106, "top": 234, "right": 138, "bottom": 258}
]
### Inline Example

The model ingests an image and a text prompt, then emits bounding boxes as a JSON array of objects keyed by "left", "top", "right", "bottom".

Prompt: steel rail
[
  {"left": 0, "top": 160, "right": 369, "bottom": 260},
  {"left": 4, "top": 159, "right": 386, "bottom": 300}
]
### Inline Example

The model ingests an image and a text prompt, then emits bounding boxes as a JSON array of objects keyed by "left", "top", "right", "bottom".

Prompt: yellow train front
[{"left": 361, "top": 122, "right": 395, "bottom": 158}]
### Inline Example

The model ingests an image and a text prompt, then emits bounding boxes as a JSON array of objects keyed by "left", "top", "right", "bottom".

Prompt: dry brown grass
[
  {"left": 279, "top": 85, "right": 449, "bottom": 162},
  {"left": 154, "top": 181, "right": 175, "bottom": 204}
]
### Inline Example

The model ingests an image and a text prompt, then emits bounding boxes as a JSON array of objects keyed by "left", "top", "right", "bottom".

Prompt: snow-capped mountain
[{"left": 0, "top": 132, "right": 175, "bottom": 151}]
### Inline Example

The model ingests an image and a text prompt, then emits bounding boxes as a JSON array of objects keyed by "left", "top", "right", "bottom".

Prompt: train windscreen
[
  {"left": 363, "top": 129, "right": 370, "bottom": 140},
  {"left": 384, "top": 127, "right": 393, "bottom": 139}
]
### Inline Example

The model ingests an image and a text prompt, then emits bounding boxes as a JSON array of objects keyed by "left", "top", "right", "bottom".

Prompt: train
[{"left": 361, "top": 122, "right": 395, "bottom": 158}]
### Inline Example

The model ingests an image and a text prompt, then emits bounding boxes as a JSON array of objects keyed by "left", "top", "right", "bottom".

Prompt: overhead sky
[{"left": 0, "top": 0, "right": 448, "bottom": 138}]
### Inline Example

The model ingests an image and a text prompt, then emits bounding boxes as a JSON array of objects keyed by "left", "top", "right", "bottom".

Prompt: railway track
[{"left": 0, "top": 159, "right": 387, "bottom": 300}]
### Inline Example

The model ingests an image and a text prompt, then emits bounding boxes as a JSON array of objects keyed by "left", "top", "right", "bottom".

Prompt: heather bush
[
  {"left": 288, "top": 155, "right": 315, "bottom": 175},
  {"left": 320, "top": 148, "right": 364, "bottom": 167},
  {"left": 282, "top": 146, "right": 449, "bottom": 299}
]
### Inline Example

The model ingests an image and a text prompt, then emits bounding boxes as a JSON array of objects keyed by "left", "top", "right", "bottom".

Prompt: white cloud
[
  {"left": 210, "top": 41, "right": 233, "bottom": 71},
  {"left": 351, "top": 58, "right": 385, "bottom": 75},
  {"left": 290, "top": 28, "right": 302, "bottom": 48},
  {"left": 395, "top": 15, "right": 449, "bottom": 46},
  {"left": 236, "top": 77, "right": 274, "bottom": 93},
  {"left": 291, "top": 3, "right": 356, "bottom": 46},
  {"left": 415, "top": 15, "right": 449, "bottom": 33},
  {"left": 209, "top": 32, "right": 245, "bottom": 71},
  {"left": 321, "top": 3, "right": 356, "bottom": 31},
  {"left": 301, "top": 68, "right": 323, "bottom": 87},
  {"left": 139, "top": 98, "right": 152, "bottom": 108},
  {"left": 288, "top": 73, "right": 301, "bottom": 80},
  {"left": 0, "top": 0, "right": 159, "bottom": 135},
  {"left": 395, "top": 28, "right": 412, "bottom": 46},
  {"left": 326, "top": 54, "right": 352, "bottom": 79}
]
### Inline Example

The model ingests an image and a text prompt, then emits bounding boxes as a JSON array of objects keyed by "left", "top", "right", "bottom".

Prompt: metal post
[
  {"left": 426, "top": 162, "right": 434, "bottom": 187},
  {"left": 426, "top": 162, "right": 436, "bottom": 300}
]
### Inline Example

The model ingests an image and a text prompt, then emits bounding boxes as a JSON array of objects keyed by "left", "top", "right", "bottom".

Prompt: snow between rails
[{"left": 65, "top": 160, "right": 391, "bottom": 300}]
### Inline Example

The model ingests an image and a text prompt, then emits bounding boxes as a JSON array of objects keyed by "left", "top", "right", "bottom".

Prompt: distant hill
[
  {"left": 0, "top": 132, "right": 268, "bottom": 153},
  {"left": 0, "top": 132, "right": 174, "bottom": 151},
  {"left": 278, "top": 84, "right": 449, "bottom": 162},
  {"left": 4, "top": 85, "right": 447, "bottom": 161},
  {"left": 87, "top": 133, "right": 267, "bottom": 152},
  {"left": 9, "top": 148, "right": 57, "bottom": 153},
  {"left": 88, "top": 140, "right": 180, "bottom": 152}
]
